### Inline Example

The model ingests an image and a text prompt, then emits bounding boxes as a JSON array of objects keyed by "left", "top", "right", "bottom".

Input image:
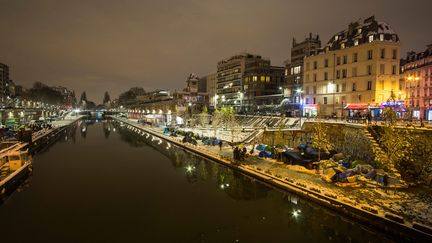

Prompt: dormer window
[
  {"left": 335, "top": 36, "right": 339, "bottom": 41},
  {"left": 368, "top": 35, "right": 374, "bottom": 43},
  {"left": 341, "top": 43, "right": 345, "bottom": 49},
  {"left": 358, "top": 28, "right": 362, "bottom": 34},
  {"left": 379, "top": 34, "right": 384, "bottom": 41},
  {"left": 354, "top": 39, "right": 359, "bottom": 46}
]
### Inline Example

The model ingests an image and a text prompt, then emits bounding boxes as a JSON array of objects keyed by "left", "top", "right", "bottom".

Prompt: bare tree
[{"left": 311, "top": 119, "right": 332, "bottom": 161}]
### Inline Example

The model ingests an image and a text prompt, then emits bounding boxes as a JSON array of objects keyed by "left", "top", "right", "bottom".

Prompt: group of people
[{"left": 233, "top": 146, "right": 248, "bottom": 161}]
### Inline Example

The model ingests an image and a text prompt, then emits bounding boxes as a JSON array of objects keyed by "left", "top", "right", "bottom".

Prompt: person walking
[{"left": 219, "top": 140, "right": 223, "bottom": 151}]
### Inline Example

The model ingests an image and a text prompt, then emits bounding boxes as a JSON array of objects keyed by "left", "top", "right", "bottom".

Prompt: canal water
[{"left": 0, "top": 120, "right": 395, "bottom": 242}]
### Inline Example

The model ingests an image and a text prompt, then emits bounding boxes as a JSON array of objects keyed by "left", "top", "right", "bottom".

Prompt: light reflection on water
[{"left": 0, "top": 119, "right": 395, "bottom": 243}]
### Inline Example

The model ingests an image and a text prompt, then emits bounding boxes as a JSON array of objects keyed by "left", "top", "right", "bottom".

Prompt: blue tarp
[
  {"left": 259, "top": 150, "right": 272, "bottom": 158},
  {"left": 256, "top": 144, "right": 268, "bottom": 151}
]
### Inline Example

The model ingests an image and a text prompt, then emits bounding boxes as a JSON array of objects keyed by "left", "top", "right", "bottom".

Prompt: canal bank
[
  {"left": 0, "top": 114, "right": 83, "bottom": 202},
  {"left": 112, "top": 116, "right": 432, "bottom": 241},
  {"left": 1, "top": 119, "right": 399, "bottom": 242}
]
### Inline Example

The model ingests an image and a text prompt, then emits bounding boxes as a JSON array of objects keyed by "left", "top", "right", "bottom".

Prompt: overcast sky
[{"left": 1, "top": 0, "right": 431, "bottom": 103}]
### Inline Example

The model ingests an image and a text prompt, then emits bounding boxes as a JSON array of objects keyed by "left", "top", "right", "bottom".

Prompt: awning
[{"left": 344, "top": 103, "right": 379, "bottom": 110}]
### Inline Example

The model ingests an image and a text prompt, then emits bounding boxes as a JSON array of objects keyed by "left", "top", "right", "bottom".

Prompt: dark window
[
  {"left": 336, "top": 70, "right": 340, "bottom": 79},
  {"left": 323, "top": 97, "right": 328, "bottom": 104},
  {"left": 343, "top": 55, "right": 347, "bottom": 64},
  {"left": 337, "top": 57, "right": 341, "bottom": 65},
  {"left": 380, "top": 48, "right": 385, "bottom": 59},
  {"left": 367, "top": 80, "right": 372, "bottom": 90},
  {"left": 392, "top": 65, "right": 397, "bottom": 75},
  {"left": 368, "top": 50, "right": 373, "bottom": 60},
  {"left": 367, "top": 65, "right": 372, "bottom": 75},
  {"left": 313, "top": 61, "right": 317, "bottom": 69},
  {"left": 342, "top": 69, "right": 347, "bottom": 78},
  {"left": 392, "top": 49, "right": 397, "bottom": 59},
  {"left": 313, "top": 73, "right": 317, "bottom": 82},
  {"left": 313, "top": 97, "right": 316, "bottom": 104},
  {"left": 336, "top": 84, "right": 340, "bottom": 92},
  {"left": 353, "top": 53, "right": 358, "bottom": 62},
  {"left": 324, "top": 72, "right": 328, "bottom": 80},
  {"left": 324, "top": 59, "right": 329, "bottom": 67},
  {"left": 352, "top": 83, "right": 356, "bottom": 91}
]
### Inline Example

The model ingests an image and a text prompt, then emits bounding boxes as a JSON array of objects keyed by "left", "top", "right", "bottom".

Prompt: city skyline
[{"left": 0, "top": 0, "right": 431, "bottom": 103}]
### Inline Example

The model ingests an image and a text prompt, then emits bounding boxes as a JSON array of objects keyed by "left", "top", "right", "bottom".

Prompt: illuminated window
[
  {"left": 252, "top": 76, "right": 257, "bottom": 81},
  {"left": 292, "top": 66, "right": 301, "bottom": 74},
  {"left": 260, "top": 76, "right": 265, "bottom": 82},
  {"left": 341, "top": 43, "right": 345, "bottom": 49},
  {"left": 354, "top": 39, "right": 359, "bottom": 46},
  {"left": 380, "top": 34, "right": 384, "bottom": 41},
  {"left": 368, "top": 35, "right": 374, "bottom": 43},
  {"left": 265, "top": 76, "right": 270, "bottom": 82}
]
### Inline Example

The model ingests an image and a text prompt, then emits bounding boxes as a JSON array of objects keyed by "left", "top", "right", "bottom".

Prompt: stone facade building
[
  {"left": 303, "top": 16, "right": 401, "bottom": 117},
  {"left": 403, "top": 44, "right": 432, "bottom": 120},
  {"left": 284, "top": 33, "right": 321, "bottom": 115}
]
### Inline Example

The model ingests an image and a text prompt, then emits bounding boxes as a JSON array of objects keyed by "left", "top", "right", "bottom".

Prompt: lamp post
[{"left": 296, "top": 88, "right": 303, "bottom": 127}]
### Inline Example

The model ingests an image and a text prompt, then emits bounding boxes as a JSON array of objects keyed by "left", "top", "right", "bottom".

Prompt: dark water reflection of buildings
[
  {"left": 112, "top": 120, "right": 395, "bottom": 242},
  {"left": 5, "top": 119, "right": 392, "bottom": 242}
]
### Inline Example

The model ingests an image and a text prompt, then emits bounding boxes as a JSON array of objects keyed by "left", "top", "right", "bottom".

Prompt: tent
[{"left": 256, "top": 144, "right": 268, "bottom": 151}]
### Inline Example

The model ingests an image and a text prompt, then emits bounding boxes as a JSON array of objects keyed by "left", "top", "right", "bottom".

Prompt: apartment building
[
  {"left": 303, "top": 16, "right": 401, "bottom": 117},
  {"left": 403, "top": 44, "right": 432, "bottom": 120}
]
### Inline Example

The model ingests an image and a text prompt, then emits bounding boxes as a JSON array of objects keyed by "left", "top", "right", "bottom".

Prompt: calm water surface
[{"left": 0, "top": 120, "right": 395, "bottom": 242}]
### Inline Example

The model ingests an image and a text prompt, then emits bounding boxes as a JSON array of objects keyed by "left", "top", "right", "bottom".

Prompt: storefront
[
  {"left": 428, "top": 110, "right": 432, "bottom": 121},
  {"left": 303, "top": 104, "right": 318, "bottom": 117},
  {"left": 343, "top": 103, "right": 380, "bottom": 117},
  {"left": 380, "top": 100, "right": 406, "bottom": 118}
]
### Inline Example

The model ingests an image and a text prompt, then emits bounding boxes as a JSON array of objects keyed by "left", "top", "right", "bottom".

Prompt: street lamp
[{"left": 296, "top": 88, "right": 303, "bottom": 126}]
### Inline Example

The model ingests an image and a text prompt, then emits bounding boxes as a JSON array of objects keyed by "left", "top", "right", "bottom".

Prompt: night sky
[{"left": 1, "top": 0, "right": 431, "bottom": 103}]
